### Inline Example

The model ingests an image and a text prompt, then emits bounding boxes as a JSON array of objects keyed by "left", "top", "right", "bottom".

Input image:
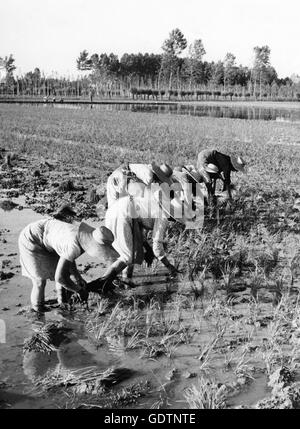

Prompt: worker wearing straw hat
[
  {"left": 103, "top": 190, "right": 195, "bottom": 285},
  {"left": 197, "top": 149, "right": 246, "bottom": 201},
  {"left": 172, "top": 164, "right": 205, "bottom": 214},
  {"left": 106, "top": 161, "right": 174, "bottom": 207},
  {"left": 18, "top": 218, "right": 118, "bottom": 312}
]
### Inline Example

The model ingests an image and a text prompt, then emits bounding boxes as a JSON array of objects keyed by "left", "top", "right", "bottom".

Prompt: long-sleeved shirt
[{"left": 105, "top": 196, "right": 168, "bottom": 265}]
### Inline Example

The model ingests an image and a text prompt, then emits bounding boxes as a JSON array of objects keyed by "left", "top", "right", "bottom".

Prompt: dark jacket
[{"left": 197, "top": 149, "right": 235, "bottom": 190}]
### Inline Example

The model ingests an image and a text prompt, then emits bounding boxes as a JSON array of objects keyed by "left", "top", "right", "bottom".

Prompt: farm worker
[
  {"left": 106, "top": 162, "right": 174, "bottom": 207},
  {"left": 18, "top": 218, "right": 118, "bottom": 312},
  {"left": 172, "top": 164, "right": 205, "bottom": 209},
  {"left": 103, "top": 191, "right": 195, "bottom": 284},
  {"left": 197, "top": 149, "right": 246, "bottom": 201}
]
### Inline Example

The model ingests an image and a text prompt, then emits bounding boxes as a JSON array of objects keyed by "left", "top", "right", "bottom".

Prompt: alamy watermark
[{"left": 100, "top": 181, "right": 206, "bottom": 230}]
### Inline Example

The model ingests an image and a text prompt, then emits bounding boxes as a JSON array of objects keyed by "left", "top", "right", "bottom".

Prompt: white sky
[{"left": 0, "top": 0, "right": 299, "bottom": 78}]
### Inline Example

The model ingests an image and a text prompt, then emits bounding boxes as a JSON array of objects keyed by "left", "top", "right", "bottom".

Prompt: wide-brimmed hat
[
  {"left": 205, "top": 163, "right": 219, "bottom": 174},
  {"left": 53, "top": 204, "right": 77, "bottom": 218},
  {"left": 182, "top": 165, "right": 202, "bottom": 183},
  {"left": 151, "top": 162, "right": 173, "bottom": 186},
  {"left": 78, "top": 222, "right": 119, "bottom": 261},
  {"left": 230, "top": 155, "right": 246, "bottom": 172}
]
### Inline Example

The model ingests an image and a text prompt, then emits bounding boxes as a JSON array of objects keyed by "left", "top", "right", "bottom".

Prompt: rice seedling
[
  {"left": 197, "top": 327, "right": 226, "bottom": 373},
  {"left": 234, "top": 351, "right": 255, "bottom": 383},
  {"left": 221, "top": 262, "right": 237, "bottom": 297},
  {"left": 85, "top": 302, "right": 123, "bottom": 345},
  {"left": 183, "top": 377, "right": 227, "bottom": 409},
  {"left": 187, "top": 266, "right": 207, "bottom": 300},
  {"left": 141, "top": 326, "right": 189, "bottom": 360},
  {"left": 94, "top": 297, "right": 110, "bottom": 316},
  {"left": 108, "top": 331, "right": 145, "bottom": 355},
  {"left": 249, "top": 266, "right": 265, "bottom": 302}
]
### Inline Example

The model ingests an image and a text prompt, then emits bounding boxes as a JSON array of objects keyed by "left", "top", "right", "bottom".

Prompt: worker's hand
[
  {"left": 77, "top": 289, "right": 89, "bottom": 303},
  {"left": 168, "top": 264, "right": 183, "bottom": 279},
  {"left": 225, "top": 199, "right": 234, "bottom": 213},
  {"left": 76, "top": 278, "right": 88, "bottom": 302},
  {"left": 76, "top": 277, "right": 87, "bottom": 290}
]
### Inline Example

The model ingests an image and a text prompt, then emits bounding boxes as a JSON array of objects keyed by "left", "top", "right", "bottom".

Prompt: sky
[{"left": 0, "top": 0, "right": 299, "bottom": 78}]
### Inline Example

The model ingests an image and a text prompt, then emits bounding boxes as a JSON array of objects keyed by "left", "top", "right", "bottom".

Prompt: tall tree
[
  {"left": 252, "top": 45, "right": 272, "bottom": 96},
  {"left": 161, "top": 28, "right": 187, "bottom": 89},
  {"left": 0, "top": 55, "right": 16, "bottom": 74},
  {"left": 76, "top": 50, "right": 92, "bottom": 71},
  {"left": 223, "top": 53, "right": 236, "bottom": 89},
  {"left": 187, "top": 39, "right": 206, "bottom": 88},
  {"left": 162, "top": 28, "right": 187, "bottom": 56}
]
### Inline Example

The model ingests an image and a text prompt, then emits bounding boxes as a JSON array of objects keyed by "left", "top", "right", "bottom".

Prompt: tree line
[{"left": 1, "top": 29, "right": 300, "bottom": 100}]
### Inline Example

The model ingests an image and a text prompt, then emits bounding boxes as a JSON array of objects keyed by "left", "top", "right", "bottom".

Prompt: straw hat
[
  {"left": 205, "top": 163, "right": 219, "bottom": 174},
  {"left": 53, "top": 204, "right": 77, "bottom": 219},
  {"left": 230, "top": 155, "right": 246, "bottom": 172},
  {"left": 182, "top": 165, "right": 202, "bottom": 183},
  {"left": 153, "top": 191, "right": 195, "bottom": 225},
  {"left": 151, "top": 162, "right": 173, "bottom": 185},
  {"left": 78, "top": 222, "right": 119, "bottom": 261}
]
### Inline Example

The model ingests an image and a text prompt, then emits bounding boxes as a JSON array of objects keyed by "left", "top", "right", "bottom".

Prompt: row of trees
[
  {"left": 1, "top": 29, "right": 300, "bottom": 100},
  {"left": 75, "top": 29, "right": 294, "bottom": 96}
]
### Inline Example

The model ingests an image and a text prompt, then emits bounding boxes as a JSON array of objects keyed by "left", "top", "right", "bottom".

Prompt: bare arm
[
  {"left": 70, "top": 261, "right": 83, "bottom": 282},
  {"left": 55, "top": 257, "right": 82, "bottom": 293},
  {"left": 102, "top": 259, "right": 128, "bottom": 280}
]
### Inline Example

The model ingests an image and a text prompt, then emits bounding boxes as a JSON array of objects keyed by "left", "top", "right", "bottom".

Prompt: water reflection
[{"left": 52, "top": 102, "right": 300, "bottom": 122}]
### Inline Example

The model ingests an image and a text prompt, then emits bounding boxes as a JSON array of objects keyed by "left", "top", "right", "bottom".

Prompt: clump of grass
[
  {"left": 108, "top": 331, "right": 145, "bottom": 355},
  {"left": 184, "top": 377, "right": 227, "bottom": 409},
  {"left": 141, "top": 326, "right": 189, "bottom": 359},
  {"left": 197, "top": 326, "right": 226, "bottom": 373},
  {"left": 221, "top": 262, "right": 237, "bottom": 296},
  {"left": 85, "top": 302, "right": 121, "bottom": 345}
]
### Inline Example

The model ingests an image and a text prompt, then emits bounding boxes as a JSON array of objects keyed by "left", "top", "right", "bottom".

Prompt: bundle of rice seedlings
[
  {"left": 36, "top": 366, "right": 132, "bottom": 394},
  {"left": 0, "top": 199, "right": 18, "bottom": 211},
  {"left": 23, "top": 322, "right": 69, "bottom": 354}
]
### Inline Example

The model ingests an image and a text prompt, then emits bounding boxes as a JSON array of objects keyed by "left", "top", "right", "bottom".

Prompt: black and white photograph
[{"left": 1, "top": 0, "right": 300, "bottom": 413}]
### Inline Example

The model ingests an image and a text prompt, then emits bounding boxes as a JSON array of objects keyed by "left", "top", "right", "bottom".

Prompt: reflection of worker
[
  {"left": 18, "top": 219, "right": 118, "bottom": 312},
  {"left": 197, "top": 149, "right": 246, "bottom": 201},
  {"left": 23, "top": 334, "right": 97, "bottom": 383}
]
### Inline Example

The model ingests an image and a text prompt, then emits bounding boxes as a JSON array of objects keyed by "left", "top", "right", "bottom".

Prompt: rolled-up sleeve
[{"left": 152, "top": 218, "right": 168, "bottom": 260}]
